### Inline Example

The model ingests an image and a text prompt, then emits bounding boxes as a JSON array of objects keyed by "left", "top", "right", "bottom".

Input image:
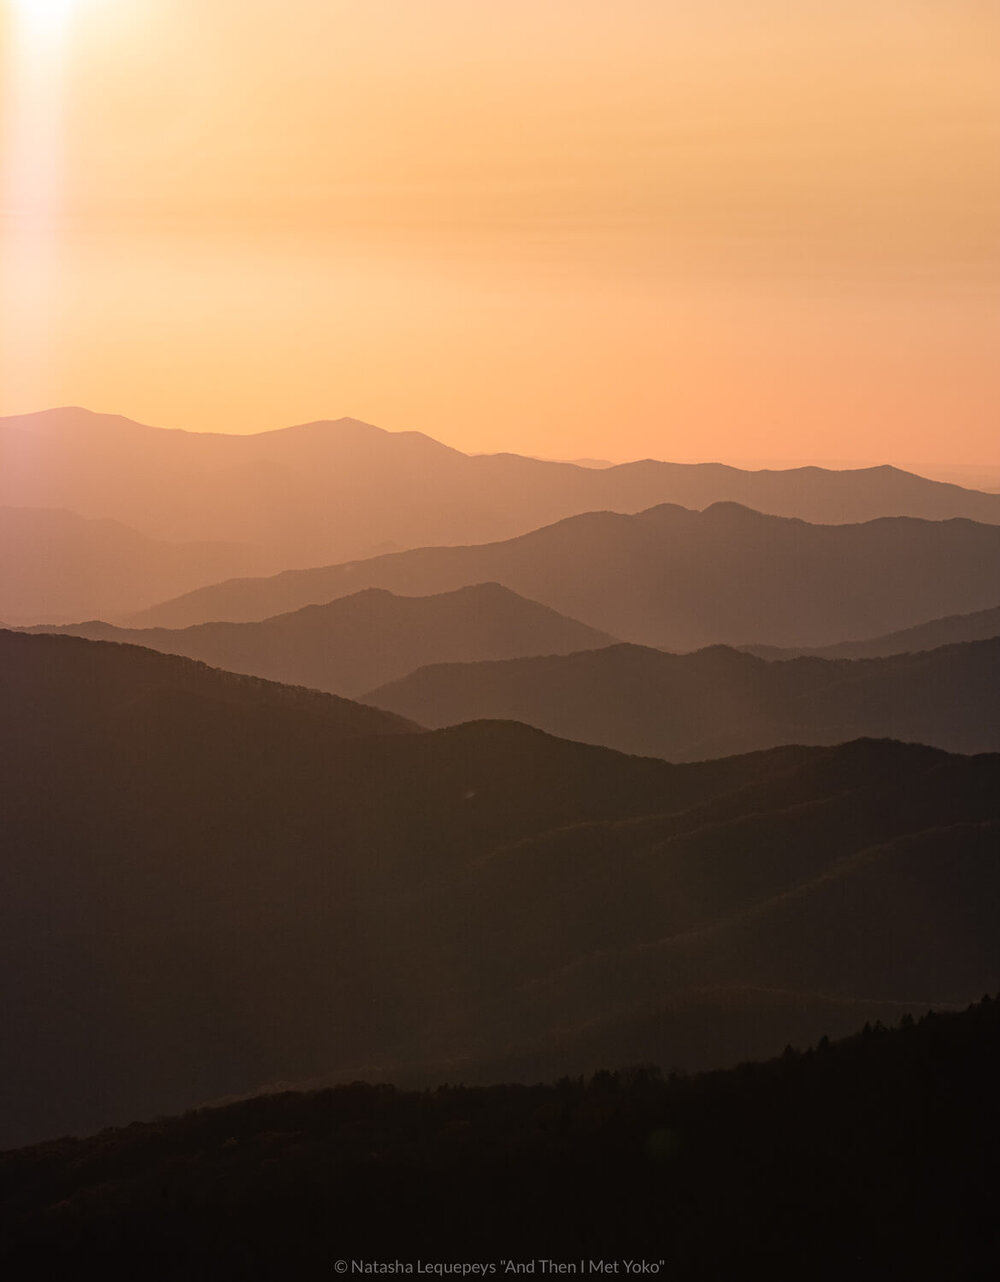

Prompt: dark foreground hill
[
  {"left": 6, "top": 406, "right": 1000, "bottom": 575},
  {"left": 132, "top": 502, "right": 1000, "bottom": 648},
  {"left": 744, "top": 601, "right": 1000, "bottom": 660},
  {"left": 2, "top": 999, "right": 998, "bottom": 1279},
  {"left": 33, "top": 583, "right": 614, "bottom": 697},
  {"left": 3, "top": 631, "right": 1000, "bottom": 1151},
  {"left": 367, "top": 636, "right": 1000, "bottom": 759}
]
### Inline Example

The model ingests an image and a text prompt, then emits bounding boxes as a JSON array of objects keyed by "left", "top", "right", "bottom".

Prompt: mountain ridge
[
  {"left": 2, "top": 631, "right": 998, "bottom": 1148},
  {"left": 29, "top": 582, "right": 615, "bottom": 697},
  {"left": 364, "top": 636, "right": 1000, "bottom": 759},
  {"left": 742, "top": 601, "right": 1000, "bottom": 660},
  {"left": 3, "top": 997, "right": 998, "bottom": 1273},
  {"left": 128, "top": 501, "right": 1000, "bottom": 648},
  {"left": 6, "top": 407, "right": 1000, "bottom": 609}
]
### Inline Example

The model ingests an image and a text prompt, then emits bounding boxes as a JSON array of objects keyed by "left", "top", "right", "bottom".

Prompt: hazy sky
[{"left": 1, "top": 0, "right": 997, "bottom": 463}]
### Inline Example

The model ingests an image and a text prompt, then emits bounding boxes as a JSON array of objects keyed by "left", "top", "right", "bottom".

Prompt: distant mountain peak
[
  {"left": 263, "top": 416, "right": 465, "bottom": 455},
  {"left": 272, "top": 416, "right": 389, "bottom": 436}
]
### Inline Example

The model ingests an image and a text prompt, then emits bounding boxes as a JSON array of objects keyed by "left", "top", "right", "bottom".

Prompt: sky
[{"left": 0, "top": 0, "right": 997, "bottom": 464}]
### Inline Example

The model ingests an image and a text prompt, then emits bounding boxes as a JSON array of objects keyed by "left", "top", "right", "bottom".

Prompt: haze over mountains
[
  {"left": 134, "top": 502, "right": 1000, "bottom": 649},
  {"left": 368, "top": 637, "right": 1000, "bottom": 760},
  {"left": 6, "top": 407, "right": 1000, "bottom": 624},
  {"left": 3, "top": 629, "right": 998, "bottom": 1149},
  {"left": 0, "top": 506, "right": 268, "bottom": 625},
  {"left": 743, "top": 602, "right": 1000, "bottom": 661},
  {"left": 31, "top": 584, "right": 614, "bottom": 698},
  {"left": 6, "top": 398, "right": 1000, "bottom": 1267}
]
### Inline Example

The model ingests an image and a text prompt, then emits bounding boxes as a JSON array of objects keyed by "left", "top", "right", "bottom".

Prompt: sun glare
[
  {"left": 2, "top": 0, "right": 81, "bottom": 408},
  {"left": 13, "top": 0, "right": 79, "bottom": 36}
]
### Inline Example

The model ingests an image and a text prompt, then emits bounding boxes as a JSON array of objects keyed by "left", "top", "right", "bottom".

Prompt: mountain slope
[
  {"left": 32, "top": 583, "right": 615, "bottom": 697},
  {"left": 132, "top": 502, "right": 1000, "bottom": 648},
  {"left": 366, "top": 636, "right": 1000, "bottom": 759},
  {"left": 0, "top": 506, "right": 269, "bottom": 624},
  {"left": 5, "top": 406, "right": 1000, "bottom": 573},
  {"left": 2, "top": 631, "right": 999, "bottom": 1148}
]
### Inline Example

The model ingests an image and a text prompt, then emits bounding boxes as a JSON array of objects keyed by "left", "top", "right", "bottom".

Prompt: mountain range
[
  {"left": 3, "top": 629, "right": 998, "bottom": 1149},
  {"left": 7, "top": 397, "right": 1000, "bottom": 1272},
  {"left": 131, "top": 502, "right": 1000, "bottom": 649},
  {"left": 367, "top": 636, "right": 1000, "bottom": 759},
  {"left": 30, "top": 583, "right": 614, "bottom": 697},
  {"left": 5, "top": 405, "right": 1000, "bottom": 584}
]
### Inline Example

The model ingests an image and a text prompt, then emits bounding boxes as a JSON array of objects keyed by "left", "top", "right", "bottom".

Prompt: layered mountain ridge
[
  {"left": 3, "top": 630, "right": 997, "bottom": 1150},
  {"left": 366, "top": 635, "right": 1000, "bottom": 759},
  {"left": 6, "top": 406, "right": 1000, "bottom": 624},
  {"left": 29, "top": 583, "right": 615, "bottom": 697},
  {"left": 131, "top": 501, "right": 1000, "bottom": 649}
]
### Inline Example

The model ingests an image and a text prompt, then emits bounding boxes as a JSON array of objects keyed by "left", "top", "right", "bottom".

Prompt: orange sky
[{"left": 1, "top": 0, "right": 998, "bottom": 464}]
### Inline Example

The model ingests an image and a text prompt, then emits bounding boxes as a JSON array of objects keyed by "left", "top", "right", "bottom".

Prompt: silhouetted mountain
[
  {"left": 2, "top": 1001, "right": 998, "bottom": 1277},
  {"left": 3, "top": 631, "right": 998, "bottom": 1149},
  {"left": 0, "top": 506, "right": 269, "bottom": 624},
  {"left": 743, "top": 602, "right": 1000, "bottom": 660},
  {"left": 31, "top": 584, "right": 614, "bottom": 697},
  {"left": 5, "top": 407, "right": 1000, "bottom": 578},
  {"left": 366, "top": 637, "right": 1000, "bottom": 759},
  {"left": 133, "top": 502, "right": 1000, "bottom": 647}
]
